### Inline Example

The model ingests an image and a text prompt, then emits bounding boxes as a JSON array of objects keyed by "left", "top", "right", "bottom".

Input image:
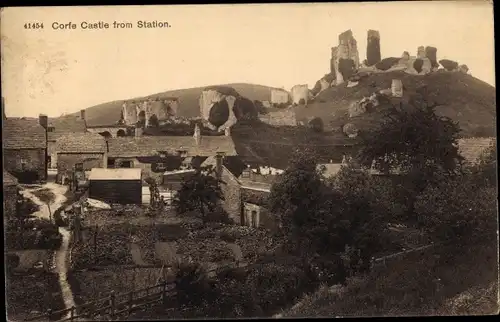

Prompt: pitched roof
[
  {"left": 89, "top": 168, "right": 142, "bottom": 180},
  {"left": 3, "top": 170, "right": 18, "bottom": 186},
  {"left": 56, "top": 133, "right": 107, "bottom": 153},
  {"left": 3, "top": 118, "right": 47, "bottom": 149},
  {"left": 107, "top": 135, "right": 237, "bottom": 157},
  {"left": 458, "top": 137, "right": 495, "bottom": 164},
  {"left": 47, "top": 115, "right": 87, "bottom": 141}
]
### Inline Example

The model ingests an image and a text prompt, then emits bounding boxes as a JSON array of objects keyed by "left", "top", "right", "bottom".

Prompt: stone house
[
  {"left": 47, "top": 110, "right": 87, "bottom": 169},
  {"left": 204, "top": 156, "right": 281, "bottom": 230},
  {"left": 55, "top": 132, "right": 108, "bottom": 184},
  {"left": 3, "top": 170, "right": 19, "bottom": 221},
  {"left": 3, "top": 116, "right": 47, "bottom": 183}
]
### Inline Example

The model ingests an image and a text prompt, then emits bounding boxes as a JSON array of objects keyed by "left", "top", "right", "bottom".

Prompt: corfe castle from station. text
[{"left": 51, "top": 20, "right": 170, "bottom": 30}]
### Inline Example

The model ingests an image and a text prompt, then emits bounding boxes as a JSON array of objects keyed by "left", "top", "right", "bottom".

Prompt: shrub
[
  {"left": 308, "top": 117, "right": 324, "bottom": 133},
  {"left": 375, "top": 57, "right": 400, "bottom": 71},
  {"left": 413, "top": 58, "right": 424, "bottom": 73},
  {"left": 205, "top": 208, "right": 233, "bottom": 224},
  {"left": 439, "top": 59, "right": 459, "bottom": 71},
  {"left": 175, "top": 261, "right": 215, "bottom": 308},
  {"left": 6, "top": 253, "right": 20, "bottom": 272}
]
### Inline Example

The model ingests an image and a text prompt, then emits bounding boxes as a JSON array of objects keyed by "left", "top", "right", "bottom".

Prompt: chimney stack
[
  {"left": 193, "top": 123, "right": 201, "bottom": 145},
  {"left": 80, "top": 109, "right": 86, "bottom": 120},
  {"left": 215, "top": 152, "right": 224, "bottom": 179},
  {"left": 39, "top": 114, "right": 48, "bottom": 129}
]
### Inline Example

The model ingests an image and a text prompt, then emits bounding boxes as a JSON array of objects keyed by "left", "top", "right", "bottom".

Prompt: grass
[
  {"left": 283, "top": 241, "right": 498, "bottom": 317},
  {"left": 6, "top": 271, "right": 65, "bottom": 321},
  {"left": 310, "top": 70, "right": 496, "bottom": 138}
]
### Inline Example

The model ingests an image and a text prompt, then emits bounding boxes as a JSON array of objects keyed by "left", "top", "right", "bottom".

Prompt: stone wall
[
  {"left": 331, "top": 30, "right": 360, "bottom": 85},
  {"left": 199, "top": 89, "right": 238, "bottom": 132},
  {"left": 121, "top": 98, "right": 179, "bottom": 126},
  {"left": 270, "top": 89, "right": 290, "bottom": 105},
  {"left": 259, "top": 108, "right": 297, "bottom": 126},
  {"left": 57, "top": 153, "right": 104, "bottom": 181},
  {"left": 220, "top": 166, "right": 242, "bottom": 224},
  {"left": 291, "top": 84, "right": 311, "bottom": 105},
  {"left": 4, "top": 148, "right": 46, "bottom": 182}
]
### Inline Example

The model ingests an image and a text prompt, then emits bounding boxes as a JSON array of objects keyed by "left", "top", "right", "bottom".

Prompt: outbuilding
[{"left": 88, "top": 168, "right": 142, "bottom": 205}]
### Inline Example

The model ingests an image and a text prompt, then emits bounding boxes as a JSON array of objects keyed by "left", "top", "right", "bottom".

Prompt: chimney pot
[{"left": 80, "top": 109, "right": 86, "bottom": 120}]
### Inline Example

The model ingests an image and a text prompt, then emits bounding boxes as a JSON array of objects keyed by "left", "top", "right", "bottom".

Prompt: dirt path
[{"left": 22, "top": 183, "right": 76, "bottom": 319}]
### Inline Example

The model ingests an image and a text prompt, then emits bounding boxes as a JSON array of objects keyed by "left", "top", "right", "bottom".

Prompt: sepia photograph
[{"left": 1, "top": 2, "right": 498, "bottom": 320}]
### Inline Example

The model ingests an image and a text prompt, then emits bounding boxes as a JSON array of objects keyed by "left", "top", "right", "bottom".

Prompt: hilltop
[
  {"left": 70, "top": 83, "right": 277, "bottom": 127},
  {"left": 297, "top": 70, "right": 496, "bottom": 138}
]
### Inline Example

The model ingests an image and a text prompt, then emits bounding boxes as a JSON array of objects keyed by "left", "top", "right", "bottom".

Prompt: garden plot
[{"left": 6, "top": 271, "right": 65, "bottom": 321}]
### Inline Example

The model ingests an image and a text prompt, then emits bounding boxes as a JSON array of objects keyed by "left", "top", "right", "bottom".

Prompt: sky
[{"left": 1, "top": 2, "right": 495, "bottom": 117}]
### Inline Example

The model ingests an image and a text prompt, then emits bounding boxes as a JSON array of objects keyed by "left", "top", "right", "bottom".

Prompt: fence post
[
  {"left": 110, "top": 291, "right": 116, "bottom": 320},
  {"left": 128, "top": 291, "right": 133, "bottom": 314},
  {"left": 162, "top": 281, "right": 167, "bottom": 306},
  {"left": 70, "top": 306, "right": 75, "bottom": 321},
  {"left": 47, "top": 308, "right": 52, "bottom": 321}
]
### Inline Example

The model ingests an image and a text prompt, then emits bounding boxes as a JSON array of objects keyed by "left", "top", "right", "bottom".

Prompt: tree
[
  {"left": 470, "top": 140, "right": 497, "bottom": 188},
  {"left": 173, "top": 165, "right": 225, "bottom": 223},
  {"left": 148, "top": 114, "right": 160, "bottom": 127},
  {"left": 358, "top": 95, "right": 463, "bottom": 186},
  {"left": 33, "top": 188, "right": 56, "bottom": 223}
]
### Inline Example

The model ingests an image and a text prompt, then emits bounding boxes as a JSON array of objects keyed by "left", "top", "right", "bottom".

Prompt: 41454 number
[{"left": 24, "top": 22, "right": 44, "bottom": 29}]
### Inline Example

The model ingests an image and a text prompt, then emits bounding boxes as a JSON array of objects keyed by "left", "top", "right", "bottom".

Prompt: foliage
[
  {"left": 375, "top": 57, "right": 400, "bottom": 71},
  {"left": 308, "top": 117, "right": 324, "bottom": 133},
  {"left": 357, "top": 95, "right": 463, "bottom": 181},
  {"left": 414, "top": 173, "right": 497, "bottom": 244},
  {"left": 148, "top": 114, "right": 160, "bottom": 127},
  {"left": 208, "top": 100, "right": 230, "bottom": 127},
  {"left": 6, "top": 253, "right": 20, "bottom": 272},
  {"left": 6, "top": 219, "right": 62, "bottom": 250},
  {"left": 469, "top": 140, "right": 497, "bottom": 188},
  {"left": 174, "top": 261, "right": 215, "bottom": 308},
  {"left": 413, "top": 58, "right": 424, "bottom": 73},
  {"left": 173, "top": 165, "right": 225, "bottom": 223},
  {"left": 439, "top": 59, "right": 459, "bottom": 71}
]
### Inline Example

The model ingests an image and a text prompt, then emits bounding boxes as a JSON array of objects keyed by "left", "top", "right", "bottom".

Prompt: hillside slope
[
  {"left": 297, "top": 70, "right": 496, "bottom": 137},
  {"left": 74, "top": 83, "right": 277, "bottom": 127}
]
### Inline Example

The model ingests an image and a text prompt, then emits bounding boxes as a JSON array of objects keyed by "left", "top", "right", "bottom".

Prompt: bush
[
  {"left": 6, "top": 219, "right": 62, "bottom": 250},
  {"left": 247, "top": 259, "right": 320, "bottom": 315},
  {"left": 205, "top": 208, "right": 233, "bottom": 224},
  {"left": 413, "top": 58, "right": 424, "bottom": 73},
  {"left": 439, "top": 59, "right": 459, "bottom": 71},
  {"left": 308, "top": 117, "right": 324, "bottom": 133},
  {"left": 375, "top": 57, "right": 400, "bottom": 71},
  {"left": 6, "top": 253, "right": 20, "bottom": 272},
  {"left": 175, "top": 261, "right": 215, "bottom": 308}
]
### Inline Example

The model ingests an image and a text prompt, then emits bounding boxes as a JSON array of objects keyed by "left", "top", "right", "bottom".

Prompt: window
[
  {"left": 47, "top": 126, "right": 55, "bottom": 132},
  {"left": 241, "top": 169, "right": 250, "bottom": 178},
  {"left": 119, "top": 160, "right": 133, "bottom": 168},
  {"left": 108, "top": 158, "right": 116, "bottom": 168}
]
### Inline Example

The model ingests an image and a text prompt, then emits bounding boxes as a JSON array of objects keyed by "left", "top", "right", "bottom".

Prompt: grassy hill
[
  {"left": 297, "top": 70, "right": 496, "bottom": 138},
  {"left": 73, "top": 83, "right": 277, "bottom": 127}
]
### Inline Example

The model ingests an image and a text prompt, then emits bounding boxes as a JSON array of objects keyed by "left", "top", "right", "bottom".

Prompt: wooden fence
[
  {"left": 23, "top": 262, "right": 240, "bottom": 322},
  {"left": 24, "top": 280, "right": 176, "bottom": 322}
]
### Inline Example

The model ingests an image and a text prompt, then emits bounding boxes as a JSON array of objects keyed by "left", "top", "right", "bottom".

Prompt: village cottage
[
  {"left": 47, "top": 110, "right": 88, "bottom": 169},
  {"left": 55, "top": 132, "right": 108, "bottom": 185},
  {"left": 3, "top": 116, "right": 48, "bottom": 183}
]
